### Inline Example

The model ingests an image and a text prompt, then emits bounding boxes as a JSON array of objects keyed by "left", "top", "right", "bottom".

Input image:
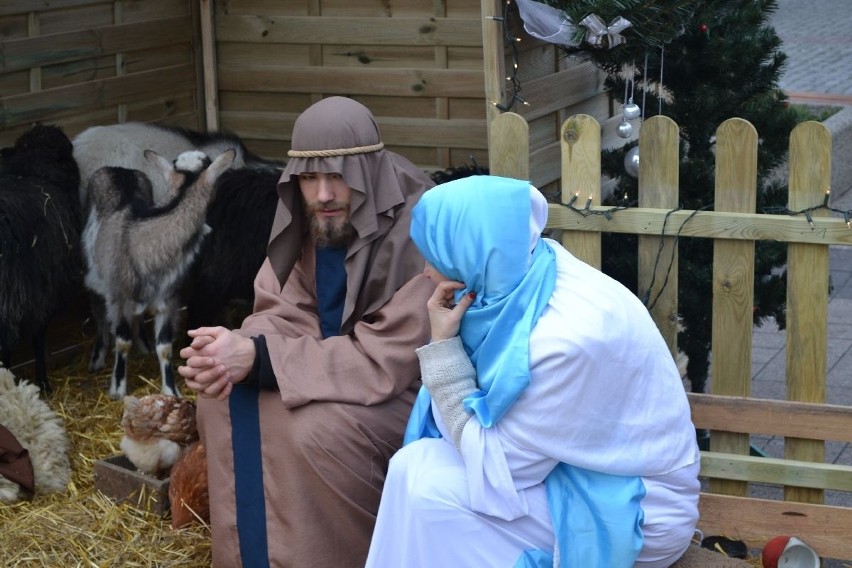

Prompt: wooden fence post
[
  {"left": 560, "top": 114, "right": 601, "bottom": 268},
  {"left": 785, "top": 121, "right": 831, "bottom": 504},
  {"left": 709, "top": 118, "right": 758, "bottom": 496},
  {"left": 482, "top": 0, "right": 506, "bottom": 148},
  {"left": 637, "top": 116, "right": 680, "bottom": 356},
  {"left": 488, "top": 112, "right": 529, "bottom": 180}
]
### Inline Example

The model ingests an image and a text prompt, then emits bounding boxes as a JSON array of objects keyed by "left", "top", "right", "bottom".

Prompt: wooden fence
[{"left": 488, "top": 112, "right": 852, "bottom": 560}]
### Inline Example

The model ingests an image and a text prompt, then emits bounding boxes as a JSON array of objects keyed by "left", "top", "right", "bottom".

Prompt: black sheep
[
  {"left": 428, "top": 161, "right": 489, "bottom": 185},
  {"left": 182, "top": 165, "right": 281, "bottom": 333},
  {"left": 0, "top": 124, "right": 83, "bottom": 394}
]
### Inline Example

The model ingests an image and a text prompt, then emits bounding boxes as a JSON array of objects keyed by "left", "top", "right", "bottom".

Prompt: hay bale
[{"left": 0, "top": 354, "right": 211, "bottom": 566}]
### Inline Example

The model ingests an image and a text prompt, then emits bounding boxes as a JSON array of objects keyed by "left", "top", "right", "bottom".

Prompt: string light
[
  {"left": 488, "top": 0, "right": 529, "bottom": 112},
  {"left": 552, "top": 189, "right": 852, "bottom": 312},
  {"left": 643, "top": 204, "right": 711, "bottom": 310},
  {"left": 550, "top": 194, "right": 634, "bottom": 221},
  {"left": 762, "top": 189, "right": 852, "bottom": 229}
]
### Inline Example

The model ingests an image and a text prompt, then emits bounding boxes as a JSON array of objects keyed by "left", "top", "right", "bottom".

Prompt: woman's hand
[
  {"left": 427, "top": 281, "right": 476, "bottom": 342},
  {"left": 178, "top": 326, "right": 256, "bottom": 400}
]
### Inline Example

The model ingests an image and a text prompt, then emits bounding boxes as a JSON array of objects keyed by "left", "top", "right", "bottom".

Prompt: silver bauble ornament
[
  {"left": 616, "top": 120, "right": 633, "bottom": 138},
  {"left": 623, "top": 100, "right": 641, "bottom": 120},
  {"left": 624, "top": 146, "right": 640, "bottom": 178}
]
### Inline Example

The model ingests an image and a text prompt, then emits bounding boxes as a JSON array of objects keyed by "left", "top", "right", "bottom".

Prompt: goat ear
[
  {"left": 204, "top": 148, "right": 237, "bottom": 183},
  {"left": 144, "top": 150, "right": 173, "bottom": 176}
]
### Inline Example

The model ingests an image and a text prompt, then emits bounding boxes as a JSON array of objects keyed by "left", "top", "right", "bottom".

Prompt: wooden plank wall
[
  {"left": 0, "top": 0, "right": 204, "bottom": 147},
  {"left": 211, "top": 0, "right": 610, "bottom": 175},
  {"left": 0, "top": 0, "right": 610, "bottom": 179}
]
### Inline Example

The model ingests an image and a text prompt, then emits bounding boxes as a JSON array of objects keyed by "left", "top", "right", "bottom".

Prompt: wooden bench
[{"left": 692, "top": 393, "right": 852, "bottom": 560}]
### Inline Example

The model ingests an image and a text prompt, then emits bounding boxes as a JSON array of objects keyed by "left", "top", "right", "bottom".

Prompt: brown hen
[
  {"left": 168, "top": 440, "right": 209, "bottom": 529},
  {"left": 120, "top": 394, "right": 198, "bottom": 477}
]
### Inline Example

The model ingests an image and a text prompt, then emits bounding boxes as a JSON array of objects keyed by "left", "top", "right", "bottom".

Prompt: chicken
[
  {"left": 168, "top": 440, "right": 209, "bottom": 529},
  {"left": 120, "top": 394, "right": 198, "bottom": 477}
]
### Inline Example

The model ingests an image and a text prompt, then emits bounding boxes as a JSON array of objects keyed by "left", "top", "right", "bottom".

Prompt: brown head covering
[
  {"left": 0, "top": 424, "right": 35, "bottom": 495},
  {"left": 267, "top": 97, "right": 434, "bottom": 333}
]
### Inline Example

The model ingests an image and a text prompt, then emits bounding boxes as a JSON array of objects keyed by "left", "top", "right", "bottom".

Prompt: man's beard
[{"left": 306, "top": 202, "right": 357, "bottom": 248}]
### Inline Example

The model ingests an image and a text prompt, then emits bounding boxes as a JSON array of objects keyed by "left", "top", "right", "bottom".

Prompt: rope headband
[{"left": 287, "top": 142, "right": 384, "bottom": 158}]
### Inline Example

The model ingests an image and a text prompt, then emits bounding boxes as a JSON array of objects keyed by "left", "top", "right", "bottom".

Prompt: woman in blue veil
[{"left": 366, "top": 175, "right": 701, "bottom": 568}]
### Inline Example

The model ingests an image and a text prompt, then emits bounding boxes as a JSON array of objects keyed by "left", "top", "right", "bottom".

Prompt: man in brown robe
[{"left": 178, "top": 97, "right": 435, "bottom": 567}]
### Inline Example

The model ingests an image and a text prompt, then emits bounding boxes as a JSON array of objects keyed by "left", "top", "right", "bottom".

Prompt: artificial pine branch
[
  {"left": 592, "top": 0, "right": 798, "bottom": 394},
  {"left": 539, "top": 0, "right": 699, "bottom": 69}
]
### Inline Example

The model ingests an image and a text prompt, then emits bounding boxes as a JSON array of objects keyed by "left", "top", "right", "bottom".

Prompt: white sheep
[
  {"left": 82, "top": 149, "right": 236, "bottom": 399},
  {"left": 73, "top": 122, "right": 265, "bottom": 208},
  {"left": 0, "top": 367, "right": 70, "bottom": 502}
]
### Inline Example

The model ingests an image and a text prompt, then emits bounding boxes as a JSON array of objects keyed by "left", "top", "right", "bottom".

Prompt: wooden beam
[
  {"left": 700, "top": 452, "right": 852, "bottom": 492},
  {"left": 688, "top": 393, "right": 852, "bottom": 442},
  {"left": 546, "top": 205, "right": 852, "bottom": 246},
  {"left": 0, "top": 64, "right": 197, "bottom": 129},
  {"left": 0, "top": 17, "right": 193, "bottom": 73},
  {"left": 219, "top": 111, "right": 487, "bottom": 149},
  {"left": 215, "top": 15, "right": 483, "bottom": 46},
  {"left": 0, "top": 0, "right": 97, "bottom": 17},
  {"left": 199, "top": 0, "right": 219, "bottom": 131},
  {"left": 217, "top": 66, "right": 484, "bottom": 98},
  {"left": 698, "top": 493, "right": 852, "bottom": 559}
]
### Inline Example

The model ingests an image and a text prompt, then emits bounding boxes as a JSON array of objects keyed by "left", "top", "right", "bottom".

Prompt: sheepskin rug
[{"left": 0, "top": 367, "right": 70, "bottom": 501}]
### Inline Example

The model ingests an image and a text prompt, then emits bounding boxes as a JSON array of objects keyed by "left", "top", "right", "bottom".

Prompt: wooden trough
[{"left": 93, "top": 454, "right": 171, "bottom": 517}]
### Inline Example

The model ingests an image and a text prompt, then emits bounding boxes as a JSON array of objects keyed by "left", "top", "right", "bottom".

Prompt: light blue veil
[{"left": 407, "top": 175, "right": 556, "bottom": 429}]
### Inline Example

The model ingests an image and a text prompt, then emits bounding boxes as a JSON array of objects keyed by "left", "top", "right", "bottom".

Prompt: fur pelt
[{"left": 0, "top": 367, "right": 71, "bottom": 502}]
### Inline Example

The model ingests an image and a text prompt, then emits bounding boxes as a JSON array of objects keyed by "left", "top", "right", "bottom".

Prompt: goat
[
  {"left": 182, "top": 165, "right": 280, "bottom": 332},
  {"left": 72, "top": 123, "right": 281, "bottom": 359},
  {"left": 83, "top": 149, "right": 236, "bottom": 399},
  {"left": 73, "top": 122, "right": 278, "bottom": 207},
  {"left": 0, "top": 124, "right": 83, "bottom": 394}
]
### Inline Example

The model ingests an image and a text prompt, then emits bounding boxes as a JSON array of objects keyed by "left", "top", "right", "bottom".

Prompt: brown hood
[{"left": 268, "top": 97, "right": 434, "bottom": 333}]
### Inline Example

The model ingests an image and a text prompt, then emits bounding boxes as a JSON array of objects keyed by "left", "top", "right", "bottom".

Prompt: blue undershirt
[{"left": 314, "top": 245, "right": 347, "bottom": 339}]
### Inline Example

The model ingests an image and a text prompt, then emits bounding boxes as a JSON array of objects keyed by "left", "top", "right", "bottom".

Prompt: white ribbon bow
[{"left": 580, "top": 14, "right": 632, "bottom": 48}]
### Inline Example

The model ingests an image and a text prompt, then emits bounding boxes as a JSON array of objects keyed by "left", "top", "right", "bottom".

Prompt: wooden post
[
  {"left": 199, "top": 0, "right": 220, "bottom": 131},
  {"left": 637, "top": 116, "right": 679, "bottom": 355},
  {"left": 709, "top": 118, "right": 758, "bottom": 496},
  {"left": 482, "top": 0, "right": 506, "bottom": 163},
  {"left": 488, "top": 112, "right": 528, "bottom": 180},
  {"left": 113, "top": 1, "right": 127, "bottom": 123},
  {"left": 27, "top": 12, "right": 41, "bottom": 92},
  {"left": 560, "top": 114, "right": 601, "bottom": 268},
  {"left": 785, "top": 121, "right": 831, "bottom": 504}
]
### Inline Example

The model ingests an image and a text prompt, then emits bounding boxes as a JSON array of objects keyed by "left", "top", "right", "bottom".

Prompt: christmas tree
[{"left": 549, "top": 0, "right": 799, "bottom": 394}]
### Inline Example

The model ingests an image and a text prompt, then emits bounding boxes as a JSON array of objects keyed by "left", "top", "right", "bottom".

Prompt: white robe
[{"left": 366, "top": 241, "right": 700, "bottom": 568}]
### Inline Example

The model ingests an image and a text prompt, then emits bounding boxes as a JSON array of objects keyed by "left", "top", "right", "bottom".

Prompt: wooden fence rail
[{"left": 488, "top": 112, "right": 852, "bottom": 560}]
